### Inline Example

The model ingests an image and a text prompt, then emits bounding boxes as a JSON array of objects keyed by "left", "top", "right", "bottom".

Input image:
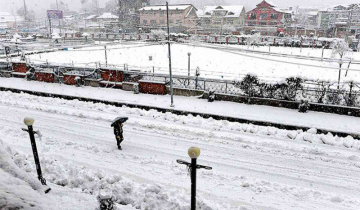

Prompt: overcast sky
[{"left": 0, "top": 0, "right": 356, "bottom": 16}]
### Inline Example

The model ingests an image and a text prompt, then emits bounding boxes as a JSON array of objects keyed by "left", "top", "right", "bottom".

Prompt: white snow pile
[
  {"left": 0, "top": 139, "right": 48, "bottom": 210},
  {"left": 1, "top": 91, "right": 360, "bottom": 152},
  {"left": 9, "top": 149, "right": 212, "bottom": 210}
]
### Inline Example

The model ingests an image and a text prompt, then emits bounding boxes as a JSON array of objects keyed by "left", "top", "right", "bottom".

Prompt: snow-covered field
[
  {"left": 23, "top": 42, "right": 360, "bottom": 82},
  {"left": 1, "top": 90, "right": 360, "bottom": 210}
]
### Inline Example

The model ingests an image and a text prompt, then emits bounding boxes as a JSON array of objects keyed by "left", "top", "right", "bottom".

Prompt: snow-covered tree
[
  {"left": 16, "top": 7, "right": 36, "bottom": 22},
  {"left": 222, "top": 25, "right": 236, "bottom": 33},
  {"left": 331, "top": 40, "right": 351, "bottom": 59},
  {"left": 331, "top": 40, "right": 352, "bottom": 88},
  {"left": 151, "top": 30, "right": 166, "bottom": 40},
  {"left": 246, "top": 33, "right": 261, "bottom": 46},
  {"left": 80, "top": 0, "right": 101, "bottom": 15}
]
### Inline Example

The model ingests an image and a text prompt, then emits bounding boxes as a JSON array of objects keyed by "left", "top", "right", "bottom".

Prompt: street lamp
[
  {"left": 22, "top": 117, "right": 51, "bottom": 194},
  {"left": 187, "top": 52, "right": 191, "bottom": 86},
  {"left": 177, "top": 146, "right": 212, "bottom": 210}
]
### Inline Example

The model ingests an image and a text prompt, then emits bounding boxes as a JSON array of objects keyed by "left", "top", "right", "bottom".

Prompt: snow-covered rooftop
[
  {"left": 0, "top": 12, "right": 23, "bottom": 23},
  {"left": 96, "top": 13, "right": 118, "bottom": 19},
  {"left": 139, "top": 4, "right": 192, "bottom": 11},
  {"left": 197, "top": 5, "right": 244, "bottom": 18},
  {"left": 273, "top": 7, "right": 293, "bottom": 14},
  {"left": 85, "top": 15, "right": 98, "bottom": 20},
  {"left": 259, "top": 0, "right": 278, "bottom": 7}
]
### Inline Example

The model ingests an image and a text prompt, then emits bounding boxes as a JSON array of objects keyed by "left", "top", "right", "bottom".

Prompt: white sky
[{"left": 0, "top": 0, "right": 356, "bottom": 16}]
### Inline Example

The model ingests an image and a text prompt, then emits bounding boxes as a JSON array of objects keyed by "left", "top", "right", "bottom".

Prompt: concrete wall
[{"left": 166, "top": 87, "right": 204, "bottom": 97}]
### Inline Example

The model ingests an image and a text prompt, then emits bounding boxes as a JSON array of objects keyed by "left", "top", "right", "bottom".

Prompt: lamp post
[
  {"left": 338, "top": 59, "right": 344, "bottom": 89},
  {"left": 187, "top": 52, "right": 191, "bottom": 86},
  {"left": 22, "top": 117, "right": 51, "bottom": 193},
  {"left": 177, "top": 147, "right": 212, "bottom": 210},
  {"left": 166, "top": 1, "right": 174, "bottom": 107}
]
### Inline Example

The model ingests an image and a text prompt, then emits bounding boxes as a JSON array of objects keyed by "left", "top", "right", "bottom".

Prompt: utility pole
[
  {"left": 56, "top": 0, "right": 62, "bottom": 34},
  {"left": 187, "top": 52, "right": 191, "bottom": 86},
  {"left": 49, "top": 19, "right": 52, "bottom": 38},
  {"left": 118, "top": 0, "right": 122, "bottom": 32},
  {"left": 84, "top": 10, "right": 87, "bottom": 30},
  {"left": 345, "top": 9, "right": 353, "bottom": 43},
  {"left": 23, "top": 0, "right": 28, "bottom": 30},
  {"left": 166, "top": 1, "right": 174, "bottom": 107},
  {"left": 104, "top": 46, "right": 108, "bottom": 67}
]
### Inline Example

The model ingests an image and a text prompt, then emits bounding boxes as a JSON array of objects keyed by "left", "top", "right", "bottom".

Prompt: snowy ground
[
  {"left": 22, "top": 42, "right": 360, "bottom": 82},
  {"left": 1, "top": 89, "right": 360, "bottom": 210},
  {"left": 1, "top": 77, "right": 360, "bottom": 135}
]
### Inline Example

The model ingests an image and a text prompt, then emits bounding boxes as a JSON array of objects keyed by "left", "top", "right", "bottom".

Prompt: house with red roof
[{"left": 246, "top": 0, "right": 292, "bottom": 35}]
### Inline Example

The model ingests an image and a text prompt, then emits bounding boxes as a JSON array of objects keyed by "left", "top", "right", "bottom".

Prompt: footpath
[{"left": 0, "top": 77, "right": 359, "bottom": 136}]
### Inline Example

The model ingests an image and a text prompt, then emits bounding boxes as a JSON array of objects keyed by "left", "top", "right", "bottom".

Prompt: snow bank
[
  {"left": 0, "top": 134, "right": 211, "bottom": 209},
  {"left": 11, "top": 152, "right": 212, "bottom": 210},
  {"left": 1, "top": 90, "right": 359, "bottom": 152},
  {"left": 0, "top": 139, "right": 46, "bottom": 209},
  {"left": 0, "top": 139, "right": 45, "bottom": 192}
]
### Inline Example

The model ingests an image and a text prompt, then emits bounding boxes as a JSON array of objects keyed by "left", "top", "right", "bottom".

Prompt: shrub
[
  {"left": 343, "top": 81, "right": 358, "bottom": 107},
  {"left": 326, "top": 89, "right": 344, "bottom": 105},
  {"left": 234, "top": 74, "right": 260, "bottom": 97},
  {"left": 315, "top": 81, "right": 331, "bottom": 103}
]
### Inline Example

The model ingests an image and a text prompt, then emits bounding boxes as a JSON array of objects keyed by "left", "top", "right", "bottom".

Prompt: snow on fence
[{"left": 2, "top": 61, "right": 360, "bottom": 108}]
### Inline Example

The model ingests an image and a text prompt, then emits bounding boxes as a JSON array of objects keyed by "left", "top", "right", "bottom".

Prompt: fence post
[{"left": 104, "top": 46, "right": 108, "bottom": 67}]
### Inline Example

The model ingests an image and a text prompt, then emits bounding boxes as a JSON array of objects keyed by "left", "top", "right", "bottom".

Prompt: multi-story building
[
  {"left": 317, "top": 4, "right": 360, "bottom": 38},
  {"left": 246, "top": 0, "right": 292, "bottom": 35},
  {"left": 197, "top": 5, "right": 246, "bottom": 34},
  {"left": 0, "top": 12, "right": 22, "bottom": 30},
  {"left": 139, "top": 4, "right": 198, "bottom": 33},
  {"left": 294, "top": 7, "right": 321, "bottom": 28}
]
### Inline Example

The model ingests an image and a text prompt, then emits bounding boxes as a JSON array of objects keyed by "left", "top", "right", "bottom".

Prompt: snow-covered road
[{"left": 1, "top": 91, "right": 360, "bottom": 209}]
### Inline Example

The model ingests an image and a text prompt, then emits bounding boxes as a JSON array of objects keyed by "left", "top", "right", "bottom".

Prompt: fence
[{"left": 1, "top": 60, "right": 360, "bottom": 108}]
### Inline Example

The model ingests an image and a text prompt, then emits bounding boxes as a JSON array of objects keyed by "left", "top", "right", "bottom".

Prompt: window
[
  {"left": 227, "top": 20, "right": 234, "bottom": 24},
  {"left": 169, "top": 19, "right": 174, "bottom": 23},
  {"left": 160, "top": 10, "right": 165, "bottom": 16},
  {"left": 176, "top": 19, "right": 182, "bottom": 24},
  {"left": 260, "top": 22, "right": 267, "bottom": 25},
  {"left": 205, "top": 12, "right": 211, "bottom": 15},
  {"left": 260, "top": 13, "right": 267, "bottom": 20},
  {"left": 150, "top": 19, "right": 156, "bottom": 25},
  {"left": 249, "top": 13, "right": 256, "bottom": 20},
  {"left": 160, "top": 20, "right": 165, "bottom": 24},
  {"left": 270, "top": 13, "right": 278, "bottom": 19},
  {"left": 143, "top": 20, "right": 147, "bottom": 24},
  {"left": 204, "top": 19, "right": 211, "bottom": 24}
]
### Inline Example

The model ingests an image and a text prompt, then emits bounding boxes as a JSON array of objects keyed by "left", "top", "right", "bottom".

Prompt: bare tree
[
  {"left": 17, "top": 7, "right": 36, "bottom": 23},
  {"left": 331, "top": 40, "right": 352, "bottom": 88}
]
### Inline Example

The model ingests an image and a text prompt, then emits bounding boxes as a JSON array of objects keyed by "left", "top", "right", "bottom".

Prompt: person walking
[{"left": 111, "top": 117, "right": 128, "bottom": 150}]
